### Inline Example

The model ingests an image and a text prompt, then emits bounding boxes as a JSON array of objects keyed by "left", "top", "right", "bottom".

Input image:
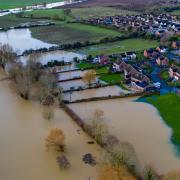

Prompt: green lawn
[
  {"left": 96, "top": 67, "right": 109, "bottom": 74},
  {"left": 0, "top": 0, "right": 61, "bottom": 9},
  {"left": 161, "top": 70, "right": 169, "bottom": 81},
  {"left": 146, "top": 94, "right": 180, "bottom": 147},
  {"left": 77, "top": 38, "right": 158, "bottom": 56},
  {"left": 99, "top": 73, "right": 124, "bottom": 84},
  {"left": 31, "top": 23, "right": 122, "bottom": 45},
  {"left": 76, "top": 62, "right": 96, "bottom": 69},
  {"left": 171, "top": 10, "right": 180, "bottom": 15}
]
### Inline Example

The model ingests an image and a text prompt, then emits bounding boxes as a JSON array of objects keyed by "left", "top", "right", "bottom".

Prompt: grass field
[
  {"left": 146, "top": 93, "right": 180, "bottom": 147},
  {"left": 25, "top": 9, "right": 74, "bottom": 21},
  {"left": 0, "top": 0, "right": 61, "bottom": 9},
  {"left": 171, "top": 10, "right": 180, "bottom": 15},
  {"left": 77, "top": 38, "right": 158, "bottom": 55},
  {"left": 0, "top": 14, "right": 47, "bottom": 28},
  {"left": 99, "top": 73, "right": 124, "bottom": 84},
  {"left": 24, "top": 7, "right": 138, "bottom": 21},
  {"left": 31, "top": 23, "right": 122, "bottom": 44}
]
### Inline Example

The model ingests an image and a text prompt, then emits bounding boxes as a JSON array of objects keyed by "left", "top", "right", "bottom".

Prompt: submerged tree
[
  {"left": 143, "top": 164, "right": 158, "bottom": 180},
  {"left": 100, "top": 164, "right": 137, "bottom": 180},
  {"left": 163, "top": 170, "right": 180, "bottom": 180},
  {"left": 43, "top": 107, "right": 54, "bottom": 121},
  {"left": 83, "top": 70, "right": 96, "bottom": 86},
  {"left": 0, "top": 44, "right": 16, "bottom": 68},
  {"left": 45, "top": 128, "right": 65, "bottom": 152},
  {"left": 56, "top": 155, "right": 70, "bottom": 169}
]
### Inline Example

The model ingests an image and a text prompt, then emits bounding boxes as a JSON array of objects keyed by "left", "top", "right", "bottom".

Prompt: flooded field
[
  {"left": 58, "top": 70, "right": 87, "bottom": 81},
  {"left": 0, "top": 29, "right": 55, "bottom": 55},
  {"left": 63, "top": 86, "right": 129, "bottom": 101},
  {"left": 59, "top": 79, "right": 91, "bottom": 91},
  {"left": 69, "top": 98, "right": 180, "bottom": 174},
  {"left": 0, "top": 72, "right": 101, "bottom": 180},
  {"left": 20, "top": 50, "right": 85, "bottom": 65}
]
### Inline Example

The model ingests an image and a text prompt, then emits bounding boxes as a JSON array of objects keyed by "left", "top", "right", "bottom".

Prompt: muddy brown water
[
  {"left": 69, "top": 98, "right": 180, "bottom": 174},
  {"left": 0, "top": 73, "right": 101, "bottom": 180},
  {"left": 63, "top": 86, "right": 129, "bottom": 101}
]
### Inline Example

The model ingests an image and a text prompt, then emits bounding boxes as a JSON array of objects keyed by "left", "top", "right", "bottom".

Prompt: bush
[
  {"left": 143, "top": 165, "right": 158, "bottom": 180},
  {"left": 56, "top": 155, "right": 70, "bottom": 169},
  {"left": 45, "top": 128, "right": 65, "bottom": 152}
]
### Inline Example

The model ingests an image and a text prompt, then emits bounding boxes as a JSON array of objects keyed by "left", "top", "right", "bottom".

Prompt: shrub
[
  {"left": 43, "top": 107, "right": 54, "bottom": 121},
  {"left": 56, "top": 155, "right": 70, "bottom": 169},
  {"left": 143, "top": 165, "right": 158, "bottom": 180},
  {"left": 100, "top": 164, "right": 137, "bottom": 180},
  {"left": 45, "top": 128, "right": 65, "bottom": 152}
]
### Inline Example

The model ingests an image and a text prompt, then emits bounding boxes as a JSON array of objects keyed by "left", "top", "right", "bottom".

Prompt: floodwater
[
  {"left": 0, "top": 29, "right": 55, "bottom": 55},
  {"left": 63, "top": 86, "right": 129, "bottom": 101},
  {"left": 59, "top": 79, "right": 90, "bottom": 91},
  {"left": 0, "top": 72, "right": 101, "bottom": 180},
  {"left": 69, "top": 98, "right": 180, "bottom": 174},
  {"left": 19, "top": 50, "right": 85, "bottom": 66},
  {"left": 58, "top": 70, "right": 88, "bottom": 81}
]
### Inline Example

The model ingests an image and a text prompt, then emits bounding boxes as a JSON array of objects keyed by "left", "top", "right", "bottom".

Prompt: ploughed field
[{"left": 0, "top": 0, "right": 62, "bottom": 9}]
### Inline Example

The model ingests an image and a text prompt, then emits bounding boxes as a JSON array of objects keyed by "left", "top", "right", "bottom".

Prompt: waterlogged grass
[
  {"left": 77, "top": 38, "right": 158, "bottom": 56},
  {"left": 31, "top": 23, "right": 122, "bottom": 45},
  {"left": 0, "top": 0, "right": 62, "bottom": 9},
  {"left": 0, "top": 14, "right": 46, "bottom": 28},
  {"left": 146, "top": 93, "right": 180, "bottom": 147}
]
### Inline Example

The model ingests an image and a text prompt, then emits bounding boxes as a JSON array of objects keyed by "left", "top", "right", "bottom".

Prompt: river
[{"left": 0, "top": 70, "right": 101, "bottom": 180}]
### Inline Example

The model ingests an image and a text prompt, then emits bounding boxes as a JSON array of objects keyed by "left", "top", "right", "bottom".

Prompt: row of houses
[
  {"left": 85, "top": 13, "right": 180, "bottom": 36},
  {"left": 112, "top": 60, "right": 152, "bottom": 91},
  {"left": 169, "top": 65, "right": 180, "bottom": 81}
]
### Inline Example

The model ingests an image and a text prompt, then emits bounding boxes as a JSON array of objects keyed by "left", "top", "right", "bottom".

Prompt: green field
[
  {"left": 25, "top": 9, "right": 74, "bottom": 21},
  {"left": 146, "top": 94, "right": 180, "bottom": 147},
  {"left": 77, "top": 38, "right": 158, "bottom": 55},
  {"left": 0, "top": 14, "right": 48, "bottom": 28},
  {"left": 171, "top": 10, "right": 180, "bottom": 15},
  {"left": 24, "top": 7, "right": 138, "bottom": 21},
  {"left": 31, "top": 23, "right": 122, "bottom": 45},
  {"left": 0, "top": 0, "right": 61, "bottom": 9},
  {"left": 99, "top": 73, "right": 124, "bottom": 84}
]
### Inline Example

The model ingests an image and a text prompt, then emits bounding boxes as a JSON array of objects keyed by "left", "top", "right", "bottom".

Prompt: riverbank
[{"left": 0, "top": 71, "right": 101, "bottom": 180}]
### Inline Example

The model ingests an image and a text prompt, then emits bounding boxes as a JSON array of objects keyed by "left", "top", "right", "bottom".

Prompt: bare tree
[
  {"left": 83, "top": 70, "right": 96, "bottom": 87},
  {"left": 45, "top": 128, "right": 65, "bottom": 152},
  {"left": 0, "top": 44, "right": 16, "bottom": 68}
]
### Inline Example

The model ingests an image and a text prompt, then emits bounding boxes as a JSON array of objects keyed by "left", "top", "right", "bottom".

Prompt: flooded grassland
[
  {"left": 69, "top": 98, "right": 180, "bottom": 174},
  {"left": 0, "top": 72, "right": 101, "bottom": 180}
]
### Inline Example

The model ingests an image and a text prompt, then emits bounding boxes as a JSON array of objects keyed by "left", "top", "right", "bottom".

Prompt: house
[
  {"left": 93, "top": 55, "right": 109, "bottom": 65},
  {"left": 144, "top": 48, "right": 159, "bottom": 59},
  {"left": 169, "top": 65, "right": 180, "bottom": 81},
  {"left": 172, "top": 41, "right": 180, "bottom": 49},
  {"left": 112, "top": 60, "right": 128, "bottom": 72},
  {"left": 156, "top": 46, "right": 168, "bottom": 53},
  {"left": 156, "top": 56, "right": 169, "bottom": 66},
  {"left": 131, "top": 81, "right": 149, "bottom": 91},
  {"left": 131, "top": 73, "right": 150, "bottom": 83},
  {"left": 126, "top": 51, "right": 137, "bottom": 60}
]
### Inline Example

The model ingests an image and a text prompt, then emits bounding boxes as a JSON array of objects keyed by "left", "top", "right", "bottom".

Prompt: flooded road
[
  {"left": 69, "top": 98, "right": 180, "bottom": 174},
  {"left": 0, "top": 72, "right": 101, "bottom": 180}
]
